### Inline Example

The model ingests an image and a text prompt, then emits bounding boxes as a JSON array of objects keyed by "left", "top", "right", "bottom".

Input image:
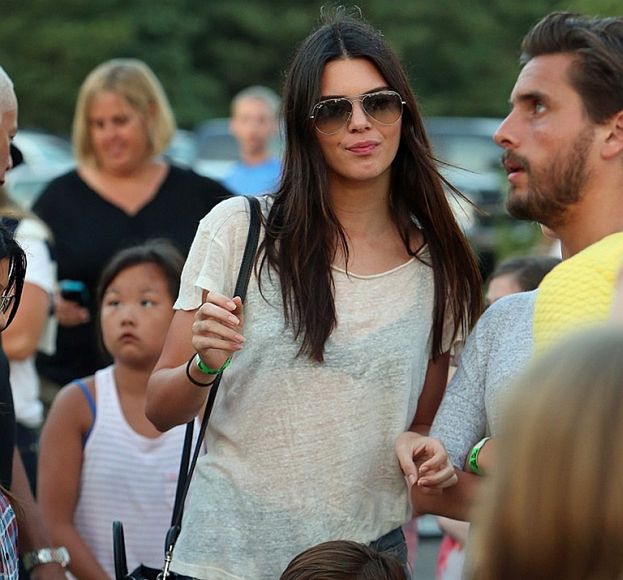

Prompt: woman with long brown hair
[{"left": 147, "top": 11, "right": 481, "bottom": 579}]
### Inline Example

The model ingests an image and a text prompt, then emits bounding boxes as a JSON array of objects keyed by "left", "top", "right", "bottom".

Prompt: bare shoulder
[{"left": 46, "top": 376, "right": 96, "bottom": 436}]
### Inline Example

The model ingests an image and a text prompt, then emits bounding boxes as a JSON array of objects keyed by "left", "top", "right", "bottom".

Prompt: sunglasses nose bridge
[{"left": 348, "top": 96, "right": 371, "bottom": 127}]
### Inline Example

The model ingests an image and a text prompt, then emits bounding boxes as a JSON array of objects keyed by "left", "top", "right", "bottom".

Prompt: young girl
[
  {"left": 147, "top": 12, "right": 482, "bottom": 579},
  {"left": 37, "top": 240, "right": 190, "bottom": 579}
]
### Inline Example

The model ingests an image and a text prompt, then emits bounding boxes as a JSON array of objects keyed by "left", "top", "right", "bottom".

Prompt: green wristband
[
  {"left": 195, "top": 353, "right": 232, "bottom": 375},
  {"left": 468, "top": 437, "right": 490, "bottom": 476}
]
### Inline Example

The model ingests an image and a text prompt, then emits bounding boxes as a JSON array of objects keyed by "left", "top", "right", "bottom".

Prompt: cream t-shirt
[{"left": 172, "top": 196, "right": 441, "bottom": 579}]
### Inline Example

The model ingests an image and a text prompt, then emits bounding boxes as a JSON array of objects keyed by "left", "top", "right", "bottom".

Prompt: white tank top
[{"left": 73, "top": 366, "right": 194, "bottom": 576}]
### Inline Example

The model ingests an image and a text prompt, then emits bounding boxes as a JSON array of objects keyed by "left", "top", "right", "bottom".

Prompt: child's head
[
  {"left": 469, "top": 326, "right": 623, "bottom": 580},
  {"left": 280, "top": 540, "right": 406, "bottom": 580},
  {"left": 97, "top": 239, "right": 183, "bottom": 367},
  {"left": 486, "top": 255, "right": 560, "bottom": 305}
]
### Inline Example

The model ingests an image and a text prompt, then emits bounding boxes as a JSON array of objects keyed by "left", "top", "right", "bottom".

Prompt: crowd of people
[{"left": 0, "top": 8, "right": 622, "bottom": 580}]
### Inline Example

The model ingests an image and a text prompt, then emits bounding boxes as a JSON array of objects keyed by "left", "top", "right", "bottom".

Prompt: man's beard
[{"left": 505, "top": 126, "right": 594, "bottom": 228}]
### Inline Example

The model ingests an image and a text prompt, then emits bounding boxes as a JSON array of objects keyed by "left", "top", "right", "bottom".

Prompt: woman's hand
[
  {"left": 54, "top": 293, "right": 90, "bottom": 327},
  {"left": 192, "top": 291, "right": 245, "bottom": 369},
  {"left": 395, "top": 432, "right": 458, "bottom": 493}
]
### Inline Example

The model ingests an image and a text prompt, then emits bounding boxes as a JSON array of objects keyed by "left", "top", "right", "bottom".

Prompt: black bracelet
[{"left": 185, "top": 355, "right": 217, "bottom": 388}]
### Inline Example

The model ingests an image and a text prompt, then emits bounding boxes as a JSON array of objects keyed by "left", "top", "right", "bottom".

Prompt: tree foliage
[{"left": 0, "top": 0, "right": 616, "bottom": 134}]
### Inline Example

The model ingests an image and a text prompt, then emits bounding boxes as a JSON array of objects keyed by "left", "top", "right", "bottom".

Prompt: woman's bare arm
[{"left": 146, "top": 292, "right": 245, "bottom": 431}]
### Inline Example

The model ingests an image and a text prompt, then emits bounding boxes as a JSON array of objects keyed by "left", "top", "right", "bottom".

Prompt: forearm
[
  {"left": 409, "top": 423, "right": 431, "bottom": 435},
  {"left": 146, "top": 363, "right": 209, "bottom": 431},
  {"left": 410, "top": 469, "right": 480, "bottom": 521},
  {"left": 12, "top": 450, "right": 53, "bottom": 554},
  {"left": 49, "top": 522, "right": 108, "bottom": 580}
]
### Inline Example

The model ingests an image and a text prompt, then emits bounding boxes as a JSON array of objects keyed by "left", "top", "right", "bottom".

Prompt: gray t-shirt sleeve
[
  {"left": 430, "top": 310, "right": 489, "bottom": 469},
  {"left": 430, "top": 291, "right": 536, "bottom": 469}
]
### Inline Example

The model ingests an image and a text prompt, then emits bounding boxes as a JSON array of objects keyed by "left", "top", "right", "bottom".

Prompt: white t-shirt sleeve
[
  {"left": 15, "top": 219, "right": 56, "bottom": 294},
  {"left": 175, "top": 197, "right": 251, "bottom": 311}
]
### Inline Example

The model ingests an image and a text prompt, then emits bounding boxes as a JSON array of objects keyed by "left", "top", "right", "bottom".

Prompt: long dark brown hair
[{"left": 260, "top": 12, "right": 482, "bottom": 362}]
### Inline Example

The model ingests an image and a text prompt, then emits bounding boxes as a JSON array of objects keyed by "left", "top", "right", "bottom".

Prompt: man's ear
[{"left": 601, "top": 110, "right": 623, "bottom": 160}]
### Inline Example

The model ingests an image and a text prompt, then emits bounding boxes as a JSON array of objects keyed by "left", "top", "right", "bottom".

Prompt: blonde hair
[
  {"left": 469, "top": 326, "right": 623, "bottom": 580},
  {"left": 72, "top": 58, "right": 176, "bottom": 167}
]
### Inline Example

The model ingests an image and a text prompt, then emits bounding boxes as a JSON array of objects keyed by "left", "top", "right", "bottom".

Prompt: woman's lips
[{"left": 347, "top": 141, "right": 379, "bottom": 155}]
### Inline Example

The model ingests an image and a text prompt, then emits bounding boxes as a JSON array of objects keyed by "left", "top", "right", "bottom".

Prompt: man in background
[{"left": 222, "top": 85, "right": 281, "bottom": 196}]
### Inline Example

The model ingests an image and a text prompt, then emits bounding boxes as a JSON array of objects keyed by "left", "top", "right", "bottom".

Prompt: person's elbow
[
  {"left": 145, "top": 371, "right": 182, "bottom": 432},
  {"left": 3, "top": 334, "right": 38, "bottom": 360},
  {"left": 145, "top": 390, "right": 173, "bottom": 432}
]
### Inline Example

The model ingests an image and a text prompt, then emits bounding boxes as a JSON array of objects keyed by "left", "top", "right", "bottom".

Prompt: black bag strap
[{"left": 165, "top": 195, "right": 262, "bottom": 557}]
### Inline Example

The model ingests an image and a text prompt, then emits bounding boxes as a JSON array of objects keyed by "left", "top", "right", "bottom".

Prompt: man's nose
[{"left": 493, "top": 111, "right": 517, "bottom": 149}]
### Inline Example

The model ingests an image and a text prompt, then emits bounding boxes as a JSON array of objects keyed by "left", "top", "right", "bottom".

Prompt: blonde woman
[
  {"left": 469, "top": 327, "right": 623, "bottom": 580},
  {"left": 33, "top": 59, "right": 230, "bottom": 391}
]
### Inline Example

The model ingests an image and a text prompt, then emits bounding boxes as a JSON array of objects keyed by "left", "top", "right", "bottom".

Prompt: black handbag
[{"left": 113, "top": 196, "right": 262, "bottom": 580}]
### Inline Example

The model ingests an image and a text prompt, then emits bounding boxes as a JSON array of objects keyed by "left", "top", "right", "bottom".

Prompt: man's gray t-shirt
[{"left": 431, "top": 290, "right": 536, "bottom": 469}]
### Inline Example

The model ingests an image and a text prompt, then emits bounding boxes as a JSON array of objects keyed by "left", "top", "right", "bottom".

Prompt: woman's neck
[{"left": 328, "top": 177, "right": 394, "bottom": 238}]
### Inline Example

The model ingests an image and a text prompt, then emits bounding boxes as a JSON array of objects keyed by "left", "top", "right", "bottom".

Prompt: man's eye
[{"left": 534, "top": 101, "right": 546, "bottom": 114}]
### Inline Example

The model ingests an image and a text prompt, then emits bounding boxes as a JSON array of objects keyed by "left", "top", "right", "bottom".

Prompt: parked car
[
  {"left": 164, "top": 129, "right": 199, "bottom": 169},
  {"left": 425, "top": 116, "right": 505, "bottom": 216},
  {"left": 5, "top": 130, "right": 75, "bottom": 208}
]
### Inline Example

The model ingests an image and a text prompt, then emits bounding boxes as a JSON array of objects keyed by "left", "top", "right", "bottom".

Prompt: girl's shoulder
[{"left": 47, "top": 376, "right": 96, "bottom": 436}]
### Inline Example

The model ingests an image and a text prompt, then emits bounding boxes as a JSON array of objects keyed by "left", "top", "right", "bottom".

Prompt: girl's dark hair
[
  {"left": 0, "top": 222, "right": 26, "bottom": 329},
  {"left": 280, "top": 540, "right": 406, "bottom": 580},
  {"left": 489, "top": 255, "right": 560, "bottom": 292},
  {"left": 96, "top": 239, "right": 184, "bottom": 307},
  {"left": 260, "top": 12, "right": 482, "bottom": 362}
]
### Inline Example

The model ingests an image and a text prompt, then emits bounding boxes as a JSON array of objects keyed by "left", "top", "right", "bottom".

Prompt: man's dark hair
[{"left": 521, "top": 11, "right": 623, "bottom": 123}]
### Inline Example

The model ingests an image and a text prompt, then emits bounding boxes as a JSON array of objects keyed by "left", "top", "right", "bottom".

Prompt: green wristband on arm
[
  {"left": 195, "top": 353, "right": 232, "bottom": 375},
  {"left": 468, "top": 437, "right": 491, "bottom": 476}
]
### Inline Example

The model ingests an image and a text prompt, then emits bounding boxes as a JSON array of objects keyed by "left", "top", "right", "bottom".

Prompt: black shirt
[{"left": 33, "top": 165, "right": 230, "bottom": 385}]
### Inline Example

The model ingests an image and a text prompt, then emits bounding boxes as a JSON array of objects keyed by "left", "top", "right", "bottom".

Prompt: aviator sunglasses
[{"left": 310, "top": 90, "right": 406, "bottom": 135}]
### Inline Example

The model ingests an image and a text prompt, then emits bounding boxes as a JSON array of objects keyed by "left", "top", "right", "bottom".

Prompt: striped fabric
[
  {"left": 72, "top": 366, "right": 195, "bottom": 577},
  {"left": 0, "top": 491, "right": 18, "bottom": 579}
]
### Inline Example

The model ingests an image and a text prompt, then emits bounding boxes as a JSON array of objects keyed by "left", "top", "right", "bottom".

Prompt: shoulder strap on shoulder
[{"left": 74, "top": 379, "right": 96, "bottom": 445}]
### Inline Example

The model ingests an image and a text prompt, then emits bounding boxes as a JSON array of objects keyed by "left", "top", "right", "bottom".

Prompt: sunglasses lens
[
  {"left": 314, "top": 99, "right": 352, "bottom": 134},
  {"left": 362, "top": 92, "right": 403, "bottom": 125}
]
